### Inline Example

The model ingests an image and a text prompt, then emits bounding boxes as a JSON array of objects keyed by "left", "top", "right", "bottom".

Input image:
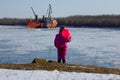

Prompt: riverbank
[
  {"left": 1, "top": 15, "right": 120, "bottom": 27},
  {"left": 0, "top": 58, "right": 120, "bottom": 75}
]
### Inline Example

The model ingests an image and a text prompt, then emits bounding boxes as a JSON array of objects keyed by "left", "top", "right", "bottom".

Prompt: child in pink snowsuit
[{"left": 54, "top": 26, "right": 71, "bottom": 63}]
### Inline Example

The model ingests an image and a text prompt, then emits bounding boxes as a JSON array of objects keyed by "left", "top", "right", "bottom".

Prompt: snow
[{"left": 0, "top": 69, "right": 120, "bottom": 80}]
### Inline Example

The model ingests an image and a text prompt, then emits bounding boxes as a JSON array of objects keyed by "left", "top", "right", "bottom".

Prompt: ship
[{"left": 27, "top": 4, "right": 57, "bottom": 28}]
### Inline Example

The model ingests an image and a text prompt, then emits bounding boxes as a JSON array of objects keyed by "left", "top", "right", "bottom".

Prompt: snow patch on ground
[{"left": 0, "top": 69, "right": 120, "bottom": 80}]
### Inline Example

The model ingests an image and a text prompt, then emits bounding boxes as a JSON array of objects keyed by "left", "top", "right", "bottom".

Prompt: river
[{"left": 0, "top": 25, "right": 120, "bottom": 69}]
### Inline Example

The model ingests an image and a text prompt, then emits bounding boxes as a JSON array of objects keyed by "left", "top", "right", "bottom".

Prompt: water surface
[{"left": 0, "top": 25, "right": 120, "bottom": 69}]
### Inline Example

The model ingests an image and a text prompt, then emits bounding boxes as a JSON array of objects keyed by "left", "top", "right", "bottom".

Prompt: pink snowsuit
[{"left": 54, "top": 32, "right": 71, "bottom": 63}]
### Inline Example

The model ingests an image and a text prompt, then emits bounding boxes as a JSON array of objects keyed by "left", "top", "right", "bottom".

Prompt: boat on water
[{"left": 27, "top": 4, "right": 57, "bottom": 28}]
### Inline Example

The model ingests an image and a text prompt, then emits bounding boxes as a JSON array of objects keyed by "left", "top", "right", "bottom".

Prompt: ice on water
[{"left": 0, "top": 25, "right": 120, "bottom": 69}]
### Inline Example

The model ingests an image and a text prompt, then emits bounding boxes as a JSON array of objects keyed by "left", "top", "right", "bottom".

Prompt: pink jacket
[{"left": 54, "top": 33, "right": 71, "bottom": 48}]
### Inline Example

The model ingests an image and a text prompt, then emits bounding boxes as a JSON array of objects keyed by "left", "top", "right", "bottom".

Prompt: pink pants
[{"left": 57, "top": 47, "right": 67, "bottom": 60}]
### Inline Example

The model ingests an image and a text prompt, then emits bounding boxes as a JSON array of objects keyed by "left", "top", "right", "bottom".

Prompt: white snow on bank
[{"left": 0, "top": 69, "right": 120, "bottom": 80}]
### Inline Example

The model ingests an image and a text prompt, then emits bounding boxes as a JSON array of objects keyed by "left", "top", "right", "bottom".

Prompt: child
[{"left": 54, "top": 26, "right": 71, "bottom": 63}]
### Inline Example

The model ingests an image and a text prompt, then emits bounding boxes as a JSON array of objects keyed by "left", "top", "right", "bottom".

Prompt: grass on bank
[{"left": 0, "top": 58, "right": 120, "bottom": 75}]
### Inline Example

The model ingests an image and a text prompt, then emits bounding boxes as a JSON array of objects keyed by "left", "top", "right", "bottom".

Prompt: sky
[
  {"left": 0, "top": 69, "right": 120, "bottom": 80},
  {"left": 0, "top": 0, "right": 120, "bottom": 18}
]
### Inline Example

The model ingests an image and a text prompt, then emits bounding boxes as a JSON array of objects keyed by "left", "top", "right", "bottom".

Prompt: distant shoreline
[{"left": 1, "top": 15, "right": 120, "bottom": 27}]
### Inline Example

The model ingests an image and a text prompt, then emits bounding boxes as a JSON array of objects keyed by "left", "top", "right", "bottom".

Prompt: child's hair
[{"left": 59, "top": 25, "right": 65, "bottom": 33}]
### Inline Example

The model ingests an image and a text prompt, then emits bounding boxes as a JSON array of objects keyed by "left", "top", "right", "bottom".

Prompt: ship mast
[
  {"left": 30, "top": 7, "right": 38, "bottom": 23},
  {"left": 46, "top": 4, "right": 52, "bottom": 18}
]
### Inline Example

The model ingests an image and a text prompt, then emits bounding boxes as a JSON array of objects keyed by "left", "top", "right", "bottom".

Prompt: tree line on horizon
[
  {"left": 57, "top": 15, "right": 120, "bottom": 27},
  {"left": 0, "top": 15, "right": 120, "bottom": 27}
]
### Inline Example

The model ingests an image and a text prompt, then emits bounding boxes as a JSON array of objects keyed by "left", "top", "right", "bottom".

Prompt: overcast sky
[{"left": 0, "top": 0, "right": 120, "bottom": 18}]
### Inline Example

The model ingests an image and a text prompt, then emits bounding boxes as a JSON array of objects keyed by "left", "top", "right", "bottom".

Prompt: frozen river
[{"left": 0, "top": 25, "right": 120, "bottom": 69}]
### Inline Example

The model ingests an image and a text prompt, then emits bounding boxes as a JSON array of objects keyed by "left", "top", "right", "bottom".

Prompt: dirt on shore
[{"left": 0, "top": 58, "right": 120, "bottom": 75}]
